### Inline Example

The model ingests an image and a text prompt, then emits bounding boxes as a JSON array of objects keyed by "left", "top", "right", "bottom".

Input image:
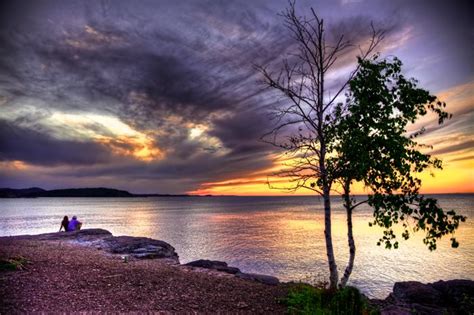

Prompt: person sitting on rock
[
  {"left": 59, "top": 216, "right": 69, "bottom": 232},
  {"left": 68, "top": 216, "right": 82, "bottom": 231}
]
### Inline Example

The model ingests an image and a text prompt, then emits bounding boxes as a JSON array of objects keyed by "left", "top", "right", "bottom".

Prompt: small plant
[
  {"left": 285, "top": 283, "right": 379, "bottom": 315},
  {"left": 286, "top": 283, "right": 326, "bottom": 314},
  {"left": 0, "top": 256, "right": 28, "bottom": 271}
]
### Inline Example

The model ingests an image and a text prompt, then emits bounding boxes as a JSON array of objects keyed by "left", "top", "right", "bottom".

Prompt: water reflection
[{"left": 0, "top": 195, "right": 472, "bottom": 298}]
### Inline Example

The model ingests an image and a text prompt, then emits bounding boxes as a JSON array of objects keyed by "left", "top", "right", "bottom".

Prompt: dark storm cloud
[
  {"left": 210, "top": 109, "right": 273, "bottom": 155},
  {"left": 0, "top": 1, "right": 290, "bottom": 173},
  {"left": 0, "top": 119, "right": 113, "bottom": 166},
  {"left": 0, "top": 0, "right": 295, "bottom": 193},
  {"left": 0, "top": 0, "right": 290, "bottom": 115}
]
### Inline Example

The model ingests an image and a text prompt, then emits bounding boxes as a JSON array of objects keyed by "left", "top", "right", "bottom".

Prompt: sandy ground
[{"left": 0, "top": 238, "right": 288, "bottom": 313}]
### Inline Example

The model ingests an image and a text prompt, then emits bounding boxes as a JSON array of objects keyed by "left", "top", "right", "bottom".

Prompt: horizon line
[{"left": 3, "top": 187, "right": 473, "bottom": 197}]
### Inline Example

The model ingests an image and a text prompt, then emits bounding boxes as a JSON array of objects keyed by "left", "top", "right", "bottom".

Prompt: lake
[{"left": 0, "top": 194, "right": 472, "bottom": 298}]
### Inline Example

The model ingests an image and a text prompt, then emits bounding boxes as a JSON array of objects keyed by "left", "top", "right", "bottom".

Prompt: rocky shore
[
  {"left": 1, "top": 229, "right": 473, "bottom": 314},
  {"left": 0, "top": 229, "right": 287, "bottom": 313}
]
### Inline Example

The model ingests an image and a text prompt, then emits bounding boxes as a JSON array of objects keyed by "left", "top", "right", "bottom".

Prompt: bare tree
[{"left": 256, "top": 2, "right": 383, "bottom": 290}]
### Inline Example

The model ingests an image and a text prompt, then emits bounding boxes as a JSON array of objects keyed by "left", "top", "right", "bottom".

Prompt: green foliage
[
  {"left": 369, "top": 193, "right": 466, "bottom": 250},
  {"left": 285, "top": 284, "right": 378, "bottom": 315},
  {"left": 331, "top": 55, "right": 465, "bottom": 251},
  {"left": 0, "top": 256, "right": 28, "bottom": 271},
  {"left": 286, "top": 284, "right": 325, "bottom": 314}
]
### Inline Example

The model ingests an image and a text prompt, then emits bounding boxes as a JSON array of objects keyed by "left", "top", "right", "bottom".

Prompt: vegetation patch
[
  {"left": 285, "top": 283, "right": 379, "bottom": 315},
  {"left": 0, "top": 256, "right": 28, "bottom": 271}
]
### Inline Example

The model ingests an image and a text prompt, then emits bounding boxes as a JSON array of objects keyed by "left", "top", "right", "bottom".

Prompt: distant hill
[
  {"left": 0, "top": 187, "right": 191, "bottom": 198},
  {"left": 40, "top": 188, "right": 134, "bottom": 197},
  {"left": 0, "top": 187, "right": 46, "bottom": 198}
]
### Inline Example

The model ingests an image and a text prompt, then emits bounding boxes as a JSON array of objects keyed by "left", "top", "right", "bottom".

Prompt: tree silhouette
[
  {"left": 257, "top": 1, "right": 383, "bottom": 290},
  {"left": 332, "top": 55, "right": 466, "bottom": 286},
  {"left": 258, "top": 2, "right": 465, "bottom": 290}
]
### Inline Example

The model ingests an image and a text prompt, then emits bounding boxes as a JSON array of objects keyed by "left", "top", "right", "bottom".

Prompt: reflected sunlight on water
[{"left": 0, "top": 195, "right": 472, "bottom": 298}]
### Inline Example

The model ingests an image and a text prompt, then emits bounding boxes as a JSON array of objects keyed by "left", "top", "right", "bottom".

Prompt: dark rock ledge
[
  {"left": 372, "top": 279, "right": 474, "bottom": 315},
  {"left": 183, "top": 259, "right": 280, "bottom": 285}
]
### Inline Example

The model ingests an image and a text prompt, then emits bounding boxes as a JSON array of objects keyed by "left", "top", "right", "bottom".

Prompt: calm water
[{"left": 0, "top": 195, "right": 472, "bottom": 298}]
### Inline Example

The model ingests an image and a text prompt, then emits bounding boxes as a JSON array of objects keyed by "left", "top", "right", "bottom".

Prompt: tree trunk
[
  {"left": 340, "top": 181, "right": 355, "bottom": 287},
  {"left": 323, "top": 186, "right": 338, "bottom": 290},
  {"left": 317, "top": 18, "right": 338, "bottom": 291}
]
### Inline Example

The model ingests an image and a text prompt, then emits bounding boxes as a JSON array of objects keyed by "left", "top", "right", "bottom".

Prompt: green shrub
[
  {"left": 285, "top": 283, "right": 379, "bottom": 315},
  {"left": 0, "top": 256, "right": 28, "bottom": 271}
]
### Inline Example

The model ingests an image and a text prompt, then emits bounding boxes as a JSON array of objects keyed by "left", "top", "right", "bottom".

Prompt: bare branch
[{"left": 258, "top": 1, "right": 383, "bottom": 201}]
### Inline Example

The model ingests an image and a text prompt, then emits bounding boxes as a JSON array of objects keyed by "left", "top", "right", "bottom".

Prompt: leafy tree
[
  {"left": 257, "top": 2, "right": 383, "bottom": 290},
  {"left": 332, "top": 55, "right": 466, "bottom": 286},
  {"left": 259, "top": 2, "right": 466, "bottom": 290}
]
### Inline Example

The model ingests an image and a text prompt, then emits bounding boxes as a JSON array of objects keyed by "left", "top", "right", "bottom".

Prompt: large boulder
[
  {"left": 377, "top": 304, "right": 412, "bottom": 315},
  {"left": 99, "top": 236, "right": 179, "bottom": 263},
  {"left": 392, "top": 281, "right": 442, "bottom": 305},
  {"left": 431, "top": 279, "right": 474, "bottom": 305},
  {"left": 378, "top": 280, "right": 474, "bottom": 315}
]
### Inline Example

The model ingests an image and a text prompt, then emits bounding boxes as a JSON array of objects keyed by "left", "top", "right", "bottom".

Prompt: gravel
[{"left": 0, "top": 238, "right": 288, "bottom": 313}]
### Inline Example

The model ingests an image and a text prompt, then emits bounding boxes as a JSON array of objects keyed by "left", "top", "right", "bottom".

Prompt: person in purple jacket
[{"left": 68, "top": 216, "right": 82, "bottom": 231}]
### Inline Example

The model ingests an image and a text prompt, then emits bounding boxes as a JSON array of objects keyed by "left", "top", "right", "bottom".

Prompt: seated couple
[{"left": 59, "top": 215, "right": 83, "bottom": 232}]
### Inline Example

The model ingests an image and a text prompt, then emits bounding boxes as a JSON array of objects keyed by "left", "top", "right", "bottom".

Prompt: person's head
[
  {"left": 63, "top": 216, "right": 68, "bottom": 221},
  {"left": 72, "top": 216, "right": 77, "bottom": 220}
]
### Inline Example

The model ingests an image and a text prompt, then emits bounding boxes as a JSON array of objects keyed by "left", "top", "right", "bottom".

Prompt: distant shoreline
[
  {"left": 1, "top": 187, "right": 472, "bottom": 198},
  {"left": 0, "top": 187, "right": 214, "bottom": 198}
]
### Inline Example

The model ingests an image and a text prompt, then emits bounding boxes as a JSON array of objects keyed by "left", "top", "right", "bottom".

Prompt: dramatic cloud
[{"left": 0, "top": 0, "right": 472, "bottom": 193}]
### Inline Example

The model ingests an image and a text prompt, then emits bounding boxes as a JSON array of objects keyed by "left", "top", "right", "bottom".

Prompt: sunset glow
[
  {"left": 0, "top": 1, "right": 472, "bottom": 195},
  {"left": 191, "top": 79, "right": 474, "bottom": 195}
]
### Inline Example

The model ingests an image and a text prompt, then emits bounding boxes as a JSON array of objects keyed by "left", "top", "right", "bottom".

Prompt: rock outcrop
[
  {"left": 184, "top": 260, "right": 240, "bottom": 274},
  {"left": 374, "top": 279, "right": 474, "bottom": 315},
  {"left": 236, "top": 272, "right": 280, "bottom": 286},
  {"left": 183, "top": 259, "right": 280, "bottom": 285},
  {"left": 98, "top": 236, "right": 179, "bottom": 263},
  {"left": 6, "top": 229, "right": 179, "bottom": 264}
]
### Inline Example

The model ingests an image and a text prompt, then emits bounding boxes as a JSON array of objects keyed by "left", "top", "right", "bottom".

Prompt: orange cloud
[
  {"left": 46, "top": 112, "right": 163, "bottom": 162},
  {"left": 0, "top": 160, "right": 29, "bottom": 171}
]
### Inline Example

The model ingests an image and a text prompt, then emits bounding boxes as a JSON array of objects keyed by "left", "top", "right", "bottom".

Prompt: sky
[{"left": 0, "top": 0, "right": 472, "bottom": 195}]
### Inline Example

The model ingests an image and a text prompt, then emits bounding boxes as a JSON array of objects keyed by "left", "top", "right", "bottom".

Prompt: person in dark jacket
[{"left": 59, "top": 216, "right": 69, "bottom": 232}]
